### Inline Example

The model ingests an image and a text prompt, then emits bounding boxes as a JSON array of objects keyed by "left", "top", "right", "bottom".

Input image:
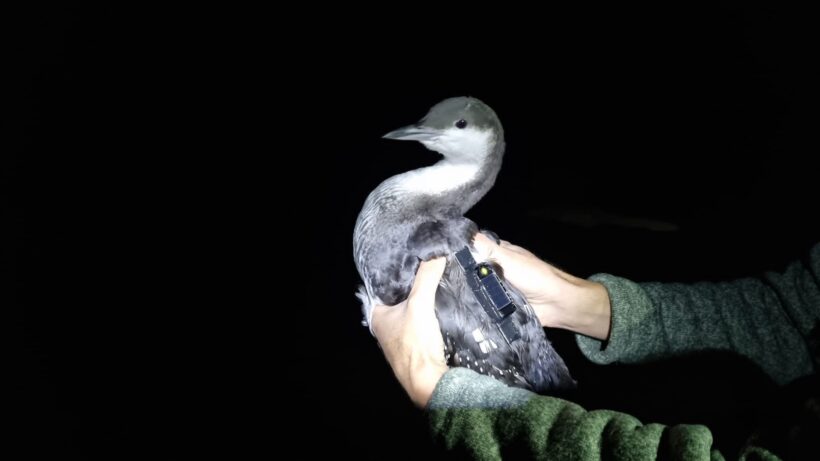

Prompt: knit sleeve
[
  {"left": 576, "top": 244, "right": 819, "bottom": 385},
  {"left": 428, "top": 367, "right": 724, "bottom": 461}
]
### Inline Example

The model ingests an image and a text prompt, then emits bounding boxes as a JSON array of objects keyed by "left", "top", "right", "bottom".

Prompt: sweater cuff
[
  {"left": 428, "top": 368, "right": 533, "bottom": 410},
  {"left": 575, "top": 273, "right": 654, "bottom": 364}
]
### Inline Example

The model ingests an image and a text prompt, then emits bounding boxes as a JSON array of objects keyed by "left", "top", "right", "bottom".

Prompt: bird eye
[{"left": 455, "top": 119, "right": 467, "bottom": 129}]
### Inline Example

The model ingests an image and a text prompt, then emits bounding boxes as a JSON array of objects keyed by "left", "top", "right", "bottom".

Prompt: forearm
[
  {"left": 538, "top": 270, "right": 612, "bottom": 341},
  {"left": 576, "top": 269, "right": 817, "bottom": 385},
  {"left": 405, "top": 353, "right": 448, "bottom": 407},
  {"left": 428, "top": 368, "right": 720, "bottom": 461}
]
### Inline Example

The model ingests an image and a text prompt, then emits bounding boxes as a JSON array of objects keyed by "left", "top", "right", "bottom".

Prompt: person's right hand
[{"left": 473, "top": 233, "right": 612, "bottom": 340}]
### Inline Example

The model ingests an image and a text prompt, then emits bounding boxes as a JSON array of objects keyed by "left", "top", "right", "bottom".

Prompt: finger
[
  {"left": 498, "top": 239, "right": 522, "bottom": 254},
  {"left": 472, "top": 232, "right": 498, "bottom": 259},
  {"left": 499, "top": 240, "right": 529, "bottom": 256},
  {"left": 485, "top": 238, "right": 521, "bottom": 262},
  {"left": 408, "top": 257, "right": 446, "bottom": 305}
]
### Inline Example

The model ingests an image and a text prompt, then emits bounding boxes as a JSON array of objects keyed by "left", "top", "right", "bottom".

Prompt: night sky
[{"left": 8, "top": 5, "right": 818, "bottom": 459}]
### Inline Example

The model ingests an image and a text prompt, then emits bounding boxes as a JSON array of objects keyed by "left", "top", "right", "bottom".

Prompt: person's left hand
[{"left": 371, "top": 257, "right": 449, "bottom": 408}]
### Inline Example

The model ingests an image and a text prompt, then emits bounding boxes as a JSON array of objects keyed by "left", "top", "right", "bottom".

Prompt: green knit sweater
[{"left": 428, "top": 244, "right": 819, "bottom": 460}]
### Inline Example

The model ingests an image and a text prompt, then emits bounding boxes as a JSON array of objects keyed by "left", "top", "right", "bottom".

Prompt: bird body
[{"left": 354, "top": 97, "right": 575, "bottom": 393}]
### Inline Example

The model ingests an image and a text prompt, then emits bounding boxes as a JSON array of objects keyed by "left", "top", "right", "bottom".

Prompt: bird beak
[{"left": 382, "top": 124, "right": 439, "bottom": 141}]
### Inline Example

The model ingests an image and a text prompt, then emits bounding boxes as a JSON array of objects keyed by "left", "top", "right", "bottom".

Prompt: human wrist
[
  {"left": 408, "top": 357, "right": 448, "bottom": 408},
  {"left": 544, "top": 278, "right": 611, "bottom": 340}
]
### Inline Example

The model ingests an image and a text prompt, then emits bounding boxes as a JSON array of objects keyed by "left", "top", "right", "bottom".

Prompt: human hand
[
  {"left": 370, "top": 257, "right": 449, "bottom": 408},
  {"left": 473, "top": 233, "right": 611, "bottom": 340}
]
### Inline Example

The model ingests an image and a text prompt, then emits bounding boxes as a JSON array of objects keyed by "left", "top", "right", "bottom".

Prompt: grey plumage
[{"left": 354, "top": 97, "right": 575, "bottom": 393}]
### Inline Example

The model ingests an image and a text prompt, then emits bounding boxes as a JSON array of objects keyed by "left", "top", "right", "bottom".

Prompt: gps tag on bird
[{"left": 455, "top": 247, "right": 522, "bottom": 344}]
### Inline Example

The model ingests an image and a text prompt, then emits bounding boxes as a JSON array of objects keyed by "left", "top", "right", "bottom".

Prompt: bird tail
[{"left": 355, "top": 285, "right": 376, "bottom": 336}]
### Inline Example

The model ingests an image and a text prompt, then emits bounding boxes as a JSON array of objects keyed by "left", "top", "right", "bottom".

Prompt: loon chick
[{"left": 353, "top": 97, "right": 575, "bottom": 393}]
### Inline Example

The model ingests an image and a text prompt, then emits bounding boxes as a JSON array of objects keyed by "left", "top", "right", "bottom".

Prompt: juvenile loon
[{"left": 353, "top": 97, "right": 575, "bottom": 393}]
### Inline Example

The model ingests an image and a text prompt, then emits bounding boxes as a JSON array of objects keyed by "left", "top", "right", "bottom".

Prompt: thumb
[
  {"left": 474, "top": 232, "right": 532, "bottom": 264},
  {"left": 473, "top": 232, "right": 510, "bottom": 263},
  {"left": 407, "top": 257, "right": 446, "bottom": 308}
]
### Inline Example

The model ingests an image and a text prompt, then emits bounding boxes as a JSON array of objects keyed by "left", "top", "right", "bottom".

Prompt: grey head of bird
[{"left": 382, "top": 96, "right": 504, "bottom": 164}]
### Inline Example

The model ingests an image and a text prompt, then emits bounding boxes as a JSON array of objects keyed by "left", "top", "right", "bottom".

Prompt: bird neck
[{"left": 399, "top": 138, "right": 505, "bottom": 216}]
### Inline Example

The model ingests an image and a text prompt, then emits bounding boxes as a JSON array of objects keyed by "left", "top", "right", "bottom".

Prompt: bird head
[{"left": 383, "top": 97, "right": 503, "bottom": 163}]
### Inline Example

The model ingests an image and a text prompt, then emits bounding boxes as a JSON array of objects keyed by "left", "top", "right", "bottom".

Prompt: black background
[{"left": 7, "top": 5, "right": 818, "bottom": 459}]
